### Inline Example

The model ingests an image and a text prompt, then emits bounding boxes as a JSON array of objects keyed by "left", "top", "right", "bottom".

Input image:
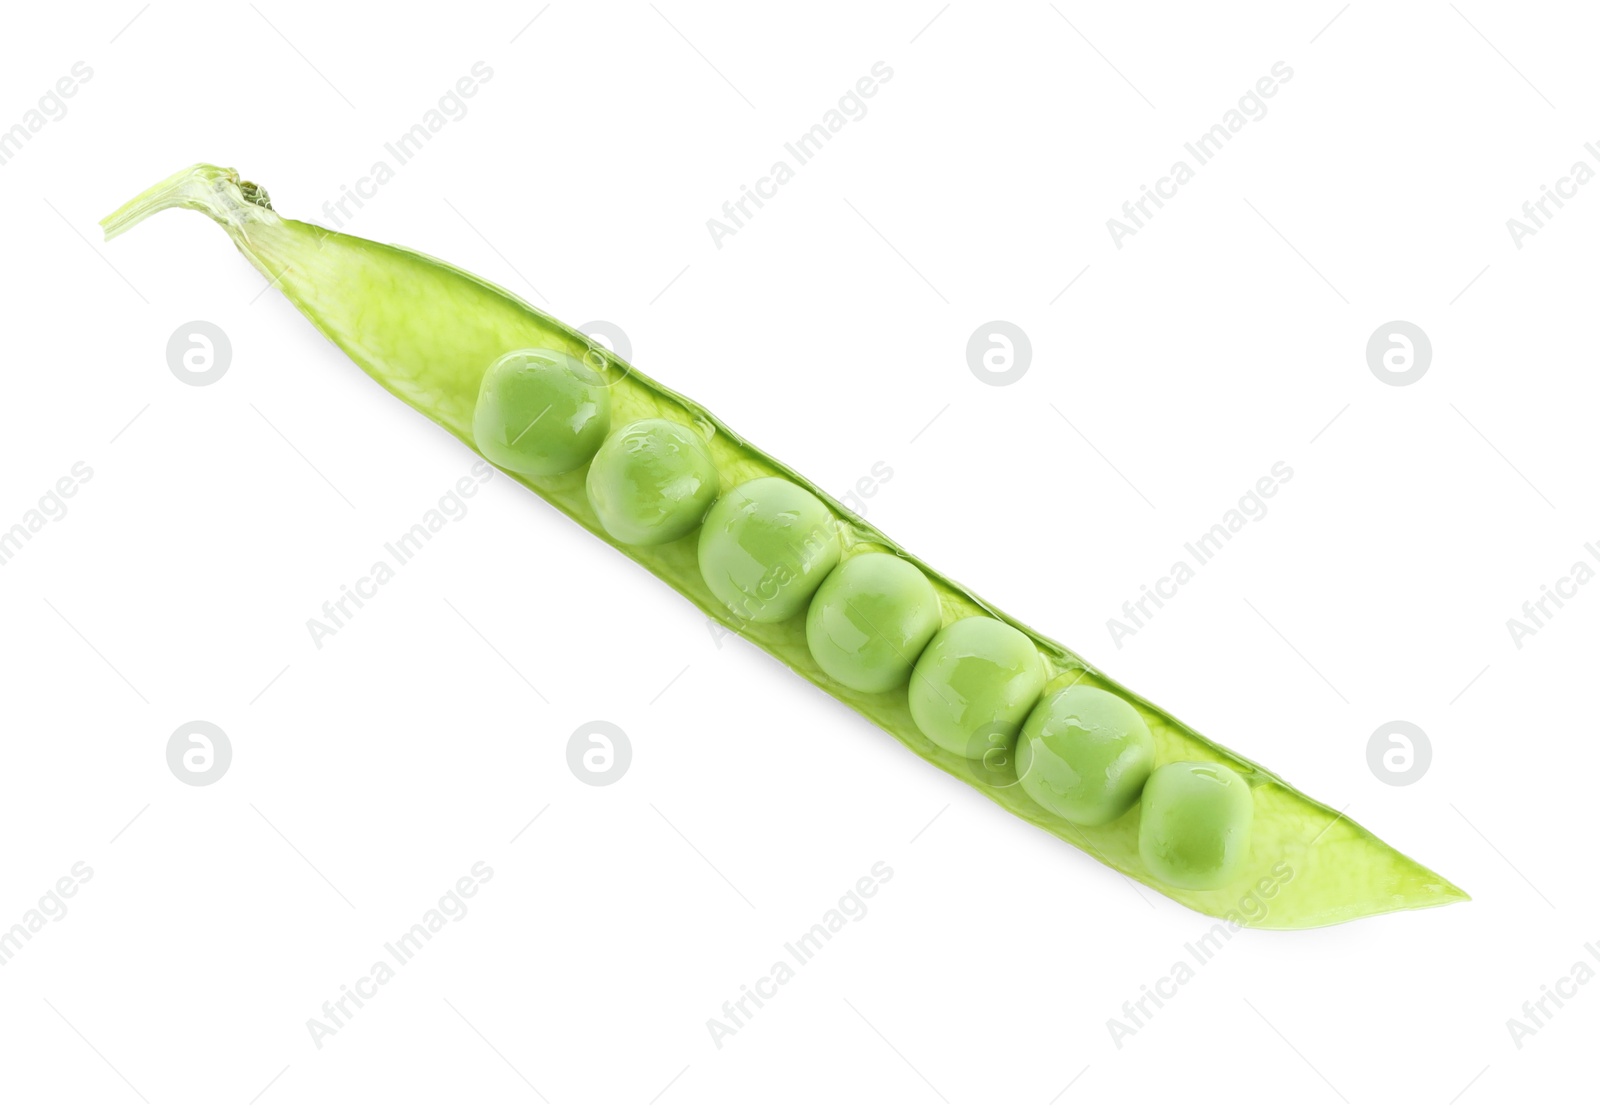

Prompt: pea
[
  {"left": 1016, "top": 685, "right": 1154, "bottom": 826},
  {"left": 909, "top": 616, "right": 1046, "bottom": 757},
  {"left": 805, "top": 553, "right": 941, "bottom": 694},
  {"left": 585, "top": 419, "right": 720, "bottom": 545},
  {"left": 1138, "top": 762, "right": 1254, "bottom": 890},
  {"left": 473, "top": 349, "right": 611, "bottom": 476},
  {"left": 698, "top": 477, "right": 842, "bottom": 623}
]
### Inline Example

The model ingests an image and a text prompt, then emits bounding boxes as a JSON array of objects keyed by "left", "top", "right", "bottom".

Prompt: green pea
[
  {"left": 698, "top": 477, "right": 841, "bottom": 623},
  {"left": 1138, "top": 762, "right": 1254, "bottom": 891},
  {"left": 585, "top": 419, "right": 720, "bottom": 545},
  {"left": 805, "top": 553, "right": 941, "bottom": 694},
  {"left": 909, "top": 616, "right": 1046, "bottom": 757},
  {"left": 1016, "top": 685, "right": 1155, "bottom": 826},
  {"left": 473, "top": 349, "right": 611, "bottom": 476}
]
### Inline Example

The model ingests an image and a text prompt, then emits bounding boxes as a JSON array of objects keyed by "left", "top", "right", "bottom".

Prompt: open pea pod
[{"left": 103, "top": 164, "right": 1467, "bottom": 929}]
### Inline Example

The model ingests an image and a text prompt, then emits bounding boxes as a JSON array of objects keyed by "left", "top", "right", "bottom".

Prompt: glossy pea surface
[
  {"left": 586, "top": 419, "right": 720, "bottom": 545},
  {"left": 909, "top": 616, "right": 1046, "bottom": 757},
  {"left": 1016, "top": 685, "right": 1155, "bottom": 826},
  {"left": 806, "top": 553, "right": 942, "bottom": 694},
  {"left": 697, "top": 477, "right": 841, "bottom": 623},
  {"left": 1139, "top": 762, "right": 1254, "bottom": 890},
  {"left": 473, "top": 349, "right": 610, "bottom": 476}
]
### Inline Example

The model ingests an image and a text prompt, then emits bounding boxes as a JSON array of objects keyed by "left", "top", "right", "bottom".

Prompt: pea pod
[{"left": 102, "top": 164, "right": 1468, "bottom": 929}]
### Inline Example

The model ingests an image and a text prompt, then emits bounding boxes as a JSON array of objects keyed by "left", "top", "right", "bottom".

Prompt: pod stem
[{"left": 100, "top": 163, "right": 277, "bottom": 242}]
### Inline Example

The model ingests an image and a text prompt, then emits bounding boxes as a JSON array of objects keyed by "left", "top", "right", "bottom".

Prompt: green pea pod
[{"left": 103, "top": 164, "right": 1468, "bottom": 929}]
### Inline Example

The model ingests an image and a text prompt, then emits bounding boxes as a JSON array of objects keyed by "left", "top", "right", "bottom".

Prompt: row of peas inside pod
[{"left": 472, "top": 349, "right": 1254, "bottom": 892}]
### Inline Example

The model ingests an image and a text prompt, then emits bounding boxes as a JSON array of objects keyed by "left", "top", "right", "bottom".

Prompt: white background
[{"left": 0, "top": 1, "right": 1593, "bottom": 1105}]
